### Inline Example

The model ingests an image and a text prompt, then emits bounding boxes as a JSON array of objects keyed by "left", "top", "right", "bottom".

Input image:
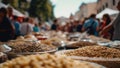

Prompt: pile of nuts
[
  {"left": 67, "top": 41, "right": 97, "bottom": 48},
  {"left": 6, "top": 41, "right": 56, "bottom": 53},
  {"left": 0, "top": 54, "right": 104, "bottom": 68},
  {"left": 64, "top": 46, "right": 120, "bottom": 58}
]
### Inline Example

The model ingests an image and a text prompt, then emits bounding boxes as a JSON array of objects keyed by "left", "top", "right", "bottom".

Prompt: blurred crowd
[
  {"left": 50, "top": 14, "right": 113, "bottom": 39},
  {"left": 0, "top": 1, "right": 120, "bottom": 42}
]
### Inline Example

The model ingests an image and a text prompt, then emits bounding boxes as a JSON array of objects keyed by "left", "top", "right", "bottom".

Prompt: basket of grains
[
  {"left": 55, "top": 46, "right": 120, "bottom": 68},
  {"left": 0, "top": 54, "right": 106, "bottom": 68}
]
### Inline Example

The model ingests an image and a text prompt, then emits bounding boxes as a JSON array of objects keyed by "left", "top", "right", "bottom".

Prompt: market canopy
[
  {"left": 96, "top": 8, "right": 119, "bottom": 18},
  {"left": 0, "top": 2, "right": 25, "bottom": 17}
]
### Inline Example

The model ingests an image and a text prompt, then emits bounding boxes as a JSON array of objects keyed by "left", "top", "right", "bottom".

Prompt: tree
[
  {"left": 2, "top": 0, "right": 55, "bottom": 21},
  {"left": 2, "top": 0, "right": 19, "bottom": 9},
  {"left": 28, "top": 0, "right": 54, "bottom": 21}
]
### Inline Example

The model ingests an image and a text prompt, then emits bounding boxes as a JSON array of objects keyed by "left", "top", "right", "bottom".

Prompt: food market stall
[{"left": 0, "top": 31, "right": 120, "bottom": 68}]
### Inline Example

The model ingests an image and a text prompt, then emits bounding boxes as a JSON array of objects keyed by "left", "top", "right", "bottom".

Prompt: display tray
[{"left": 55, "top": 50, "right": 120, "bottom": 68}]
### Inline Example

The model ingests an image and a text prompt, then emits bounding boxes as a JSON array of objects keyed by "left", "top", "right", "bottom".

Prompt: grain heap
[
  {"left": 0, "top": 54, "right": 104, "bottom": 68},
  {"left": 6, "top": 41, "right": 56, "bottom": 53},
  {"left": 64, "top": 46, "right": 120, "bottom": 58},
  {"left": 67, "top": 41, "right": 97, "bottom": 48}
]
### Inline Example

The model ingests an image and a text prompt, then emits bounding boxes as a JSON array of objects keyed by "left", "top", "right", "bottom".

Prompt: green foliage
[
  {"left": 1, "top": 0, "right": 55, "bottom": 21},
  {"left": 28, "top": 0, "right": 54, "bottom": 21}
]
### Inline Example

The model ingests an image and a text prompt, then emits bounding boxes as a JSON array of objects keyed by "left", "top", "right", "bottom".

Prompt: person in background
[
  {"left": 100, "top": 1, "right": 120, "bottom": 40},
  {"left": 72, "top": 20, "right": 78, "bottom": 32},
  {"left": 28, "top": 17, "right": 35, "bottom": 29},
  {"left": 20, "top": 18, "right": 33, "bottom": 35},
  {"left": 63, "top": 22, "right": 70, "bottom": 32},
  {"left": 12, "top": 16, "right": 21, "bottom": 39},
  {"left": 33, "top": 23, "right": 40, "bottom": 32},
  {"left": 51, "top": 19, "right": 58, "bottom": 31},
  {"left": 7, "top": 6, "right": 14, "bottom": 21},
  {"left": 76, "top": 20, "right": 83, "bottom": 32},
  {"left": 100, "top": 14, "right": 113, "bottom": 40},
  {"left": 82, "top": 14, "right": 99, "bottom": 36},
  {"left": 0, "top": 7, "right": 15, "bottom": 42}
]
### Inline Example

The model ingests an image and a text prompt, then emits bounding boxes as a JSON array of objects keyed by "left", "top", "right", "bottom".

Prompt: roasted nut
[
  {"left": 67, "top": 41, "right": 97, "bottom": 48},
  {"left": 64, "top": 46, "right": 120, "bottom": 58},
  {"left": 0, "top": 54, "right": 104, "bottom": 68}
]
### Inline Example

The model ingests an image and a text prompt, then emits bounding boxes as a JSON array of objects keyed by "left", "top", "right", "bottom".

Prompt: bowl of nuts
[
  {"left": 6, "top": 41, "right": 57, "bottom": 59},
  {"left": 0, "top": 54, "right": 106, "bottom": 68},
  {"left": 55, "top": 46, "right": 120, "bottom": 68}
]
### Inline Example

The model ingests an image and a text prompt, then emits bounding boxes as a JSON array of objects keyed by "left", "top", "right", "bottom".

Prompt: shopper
[
  {"left": 33, "top": 23, "right": 40, "bottom": 32},
  {"left": 82, "top": 14, "right": 99, "bottom": 36},
  {"left": 100, "top": 1, "right": 120, "bottom": 40},
  {"left": 20, "top": 18, "right": 33, "bottom": 35},
  {"left": 100, "top": 14, "right": 113, "bottom": 40},
  {"left": 51, "top": 19, "right": 58, "bottom": 31},
  {"left": 0, "top": 7, "right": 15, "bottom": 42},
  {"left": 12, "top": 16, "right": 21, "bottom": 39}
]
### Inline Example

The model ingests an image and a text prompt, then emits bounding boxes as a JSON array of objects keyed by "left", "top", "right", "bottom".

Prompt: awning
[
  {"left": 96, "top": 8, "right": 119, "bottom": 18},
  {"left": 0, "top": 2, "right": 25, "bottom": 17}
]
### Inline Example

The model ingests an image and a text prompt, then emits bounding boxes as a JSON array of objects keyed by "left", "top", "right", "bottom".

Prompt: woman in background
[{"left": 100, "top": 14, "right": 113, "bottom": 40}]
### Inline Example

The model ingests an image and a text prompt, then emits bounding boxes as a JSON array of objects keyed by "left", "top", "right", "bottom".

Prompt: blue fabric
[
  {"left": 33, "top": 26, "right": 40, "bottom": 32},
  {"left": 13, "top": 21, "right": 20, "bottom": 35},
  {"left": 83, "top": 18, "right": 99, "bottom": 36}
]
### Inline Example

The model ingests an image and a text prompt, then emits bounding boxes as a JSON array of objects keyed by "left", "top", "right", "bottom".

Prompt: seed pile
[
  {"left": 0, "top": 54, "right": 103, "bottom": 68},
  {"left": 67, "top": 41, "right": 97, "bottom": 48},
  {"left": 64, "top": 46, "right": 120, "bottom": 58},
  {"left": 6, "top": 41, "right": 56, "bottom": 53}
]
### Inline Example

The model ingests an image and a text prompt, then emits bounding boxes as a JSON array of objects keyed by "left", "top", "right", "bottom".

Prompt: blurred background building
[
  {"left": 97, "top": 0, "right": 120, "bottom": 13},
  {"left": 75, "top": 0, "right": 120, "bottom": 20},
  {"left": 75, "top": 2, "right": 97, "bottom": 20}
]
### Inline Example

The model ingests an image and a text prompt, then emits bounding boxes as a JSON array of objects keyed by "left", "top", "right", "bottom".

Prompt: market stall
[{"left": 0, "top": 31, "right": 120, "bottom": 68}]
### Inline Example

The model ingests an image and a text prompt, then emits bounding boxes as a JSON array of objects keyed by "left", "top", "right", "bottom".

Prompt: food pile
[
  {"left": 64, "top": 46, "right": 120, "bottom": 58},
  {"left": 6, "top": 41, "right": 56, "bottom": 53},
  {"left": 67, "top": 41, "right": 97, "bottom": 48},
  {"left": 0, "top": 54, "right": 104, "bottom": 68}
]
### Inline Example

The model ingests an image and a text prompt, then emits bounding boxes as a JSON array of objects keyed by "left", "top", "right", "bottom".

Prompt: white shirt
[{"left": 20, "top": 22, "right": 33, "bottom": 35}]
